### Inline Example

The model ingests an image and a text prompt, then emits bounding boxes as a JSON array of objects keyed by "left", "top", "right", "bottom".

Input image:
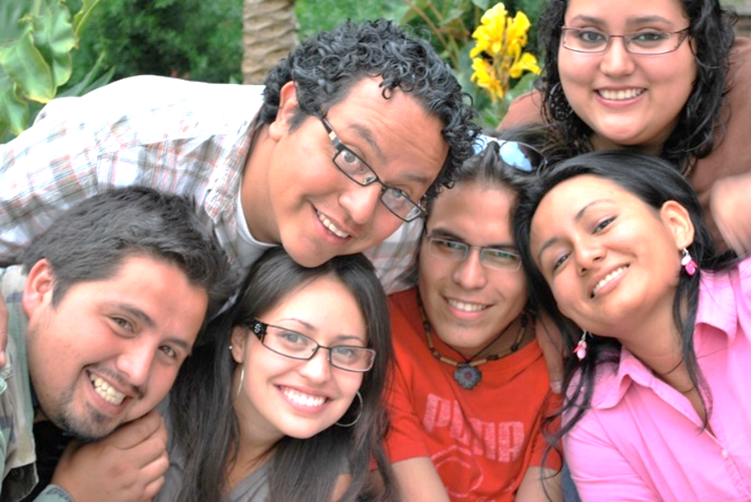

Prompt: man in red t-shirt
[{"left": 383, "top": 138, "right": 562, "bottom": 501}]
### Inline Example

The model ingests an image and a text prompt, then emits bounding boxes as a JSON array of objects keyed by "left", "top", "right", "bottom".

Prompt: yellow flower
[
  {"left": 470, "top": 3, "right": 508, "bottom": 58},
  {"left": 471, "top": 57, "right": 505, "bottom": 102},
  {"left": 509, "top": 52, "right": 541, "bottom": 78}
]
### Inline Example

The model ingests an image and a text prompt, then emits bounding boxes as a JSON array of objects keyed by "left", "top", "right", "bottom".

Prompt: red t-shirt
[{"left": 384, "top": 289, "right": 561, "bottom": 501}]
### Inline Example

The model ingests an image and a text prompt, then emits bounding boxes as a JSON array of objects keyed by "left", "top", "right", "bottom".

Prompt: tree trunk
[{"left": 242, "top": 0, "right": 298, "bottom": 85}]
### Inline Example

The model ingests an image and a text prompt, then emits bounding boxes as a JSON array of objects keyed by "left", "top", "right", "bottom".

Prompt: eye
[
  {"left": 631, "top": 30, "right": 669, "bottom": 43},
  {"left": 593, "top": 217, "right": 615, "bottom": 233},
  {"left": 278, "top": 330, "right": 307, "bottom": 346},
  {"left": 576, "top": 30, "right": 607, "bottom": 44},
  {"left": 484, "top": 248, "right": 520, "bottom": 263},
  {"left": 160, "top": 345, "right": 178, "bottom": 360},
  {"left": 552, "top": 253, "right": 569, "bottom": 271},
  {"left": 111, "top": 317, "right": 135, "bottom": 334}
]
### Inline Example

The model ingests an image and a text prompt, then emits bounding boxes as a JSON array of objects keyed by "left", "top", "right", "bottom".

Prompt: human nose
[
  {"left": 297, "top": 346, "right": 333, "bottom": 383},
  {"left": 599, "top": 36, "right": 635, "bottom": 76},
  {"left": 573, "top": 239, "right": 605, "bottom": 274},
  {"left": 452, "top": 248, "right": 488, "bottom": 289},
  {"left": 115, "top": 341, "right": 156, "bottom": 388},
  {"left": 339, "top": 182, "right": 383, "bottom": 226}
]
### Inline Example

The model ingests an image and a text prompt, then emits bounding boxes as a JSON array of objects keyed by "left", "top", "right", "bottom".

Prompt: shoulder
[{"left": 499, "top": 90, "right": 546, "bottom": 129}]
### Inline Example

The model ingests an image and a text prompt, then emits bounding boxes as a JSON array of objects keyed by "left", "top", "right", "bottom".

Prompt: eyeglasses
[
  {"left": 247, "top": 319, "right": 376, "bottom": 372},
  {"left": 478, "top": 136, "right": 546, "bottom": 173},
  {"left": 424, "top": 234, "right": 522, "bottom": 271},
  {"left": 561, "top": 27, "right": 691, "bottom": 55},
  {"left": 319, "top": 116, "right": 425, "bottom": 222}
]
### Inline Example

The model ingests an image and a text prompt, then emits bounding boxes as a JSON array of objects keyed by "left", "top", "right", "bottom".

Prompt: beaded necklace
[{"left": 419, "top": 301, "right": 526, "bottom": 390}]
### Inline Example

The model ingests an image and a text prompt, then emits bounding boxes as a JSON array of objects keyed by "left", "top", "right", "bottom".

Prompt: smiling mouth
[
  {"left": 447, "top": 299, "right": 488, "bottom": 313},
  {"left": 281, "top": 387, "right": 328, "bottom": 408},
  {"left": 591, "top": 266, "right": 628, "bottom": 298},
  {"left": 89, "top": 372, "right": 126, "bottom": 406},
  {"left": 598, "top": 89, "right": 644, "bottom": 101},
  {"left": 316, "top": 210, "right": 349, "bottom": 239}
]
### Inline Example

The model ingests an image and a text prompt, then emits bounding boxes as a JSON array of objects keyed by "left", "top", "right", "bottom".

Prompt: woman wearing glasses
[
  {"left": 382, "top": 129, "right": 562, "bottom": 501},
  {"left": 502, "top": 0, "right": 751, "bottom": 255},
  {"left": 157, "top": 248, "right": 396, "bottom": 502},
  {"left": 514, "top": 151, "right": 750, "bottom": 500}
]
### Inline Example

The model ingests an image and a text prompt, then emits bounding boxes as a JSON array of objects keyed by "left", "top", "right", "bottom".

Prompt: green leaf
[
  {"left": 439, "top": 6, "right": 465, "bottom": 26},
  {"left": 0, "top": 2, "right": 28, "bottom": 42},
  {"left": 72, "top": 0, "right": 102, "bottom": 35},
  {"left": 471, "top": 0, "right": 490, "bottom": 10},
  {"left": 32, "top": 0, "right": 76, "bottom": 87},
  {"left": 0, "top": 73, "right": 30, "bottom": 136},
  {"left": 0, "top": 27, "right": 55, "bottom": 103}
]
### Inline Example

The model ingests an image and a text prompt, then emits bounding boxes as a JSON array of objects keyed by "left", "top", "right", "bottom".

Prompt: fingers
[
  {"left": 535, "top": 315, "right": 565, "bottom": 394},
  {"left": 106, "top": 410, "right": 164, "bottom": 450},
  {"left": 139, "top": 450, "right": 169, "bottom": 500}
]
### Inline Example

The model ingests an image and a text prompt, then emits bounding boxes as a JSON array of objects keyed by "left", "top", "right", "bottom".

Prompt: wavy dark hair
[
  {"left": 536, "top": 0, "right": 736, "bottom": 174},
  {"left": 513, "top": 151, "right": 738, "bottom": 450},
  {"left": 168, "top": 247, "right": 396, "bottom": 502},
  {"left": 260, "top": 18, "right": 479, "bottom": 197}
]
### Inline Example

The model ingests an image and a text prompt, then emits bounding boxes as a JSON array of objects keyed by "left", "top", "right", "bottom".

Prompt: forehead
[
  {"left": 261, "top": 275, "right": 364, "bottom": 322},
  {"left": 427, "top": 181, "right": 517, "bottom": 239},
  {"left": 564, "top": 0, "right": 688, "bottom": 24}
]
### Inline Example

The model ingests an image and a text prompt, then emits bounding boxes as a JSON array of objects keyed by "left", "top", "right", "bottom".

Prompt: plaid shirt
[
  {"left": 0, "top": 76, "right": 420, "bottom": 293},
  {"left": 0, "top": 266, "right": 74, "bottom": 502}
]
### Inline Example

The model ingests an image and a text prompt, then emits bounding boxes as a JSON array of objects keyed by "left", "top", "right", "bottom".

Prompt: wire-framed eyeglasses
[
  {"left": 561, "top": 27, "right": 691, "bottom": 55},
  {"left": 424, "top": 233, "right": 522, "bottom": 271},
  {"left": 319, "top": 116, "right": 425, "bottom": 222},
  {"left": 247, "top": 319, "right": 376, "bottom": 372}
]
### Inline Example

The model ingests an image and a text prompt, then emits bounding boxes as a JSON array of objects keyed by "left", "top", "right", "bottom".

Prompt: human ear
[
  {"left": 22, "top": 259, "right": 55, "bottom": 317},
  {"left": 230, "top": 325, "right": 248, "bottom": 364},
  {"left": 660, "top": 200, "right": 695, "bottom": 249},
  {"left": 268, "top": 81, "right": 299, "bottom": 141}
]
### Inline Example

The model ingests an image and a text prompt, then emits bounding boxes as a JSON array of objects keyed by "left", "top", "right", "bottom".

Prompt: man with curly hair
[{"left": 0, "top": 19, "right": 477, "bottom": 294}]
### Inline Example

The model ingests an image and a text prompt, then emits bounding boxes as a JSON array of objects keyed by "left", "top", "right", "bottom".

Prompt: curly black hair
[
  {"left": 536, "top": 0, "right": 736, "bottom": 175},
  {"left": 260, "top": 18, "right": 479, "bottom": 194}
]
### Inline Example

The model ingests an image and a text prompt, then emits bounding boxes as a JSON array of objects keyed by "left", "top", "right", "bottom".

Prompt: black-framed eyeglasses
[
  {"left": 423, "top": 233, "right": 522, "bottom": 271},
  {"left": 319, "top": 116, "right": 425, "bottom": 222},
  {"left": 561, "top": 27, "right": 691, "bottom": 55},
  {"left": 480, "top": 137, "right": 546, "bottom": 173},
  {"left": 247, "top": 319, "right": 376, "bottom": 372}
]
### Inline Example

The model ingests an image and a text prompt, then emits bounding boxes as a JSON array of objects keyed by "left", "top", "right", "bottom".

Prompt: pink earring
[
  {"left": 681, "top": 248, "right": 697, "bottom": 276},
  {"left": 574, "top": 331, "right": 589, "bottom": 361}
]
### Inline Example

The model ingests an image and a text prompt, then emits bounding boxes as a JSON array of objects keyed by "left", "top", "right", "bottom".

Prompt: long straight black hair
[
  {"left": 513, "top": 151, "right": 737, "bottom": 447},
  {"left": 168, "top": 247, "right": 396, "bottom": 502}
]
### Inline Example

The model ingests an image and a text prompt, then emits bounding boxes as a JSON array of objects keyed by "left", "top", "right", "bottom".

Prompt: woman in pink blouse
[{"left": 514, "top": 150, "right": 751, "bottom": 501}]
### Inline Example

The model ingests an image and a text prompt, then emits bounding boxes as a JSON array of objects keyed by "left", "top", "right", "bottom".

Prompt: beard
[{"left": 39, "top": 386, "right": 119, "bottom": 442}]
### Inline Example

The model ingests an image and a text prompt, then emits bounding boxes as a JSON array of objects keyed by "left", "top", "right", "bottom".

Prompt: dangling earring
[
  {"left": 681, "top": 248, "right": 697, "bottom": 276},
  {"left": 336, "top": 391, "right": 363, "bottom": 428},
  {"left": 574, "top": 331, "right": 590, "bottom": 361},
  {"left": 234, "top": 364, "right": 245, "bottom": 400}
]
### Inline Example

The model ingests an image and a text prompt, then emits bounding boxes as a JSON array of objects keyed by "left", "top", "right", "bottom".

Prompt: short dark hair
[
  {"left": 536, "top": 0, "right": 736, "bottom": 174},
  {"left": 260, "top": 18, "right": 479, "bottom": 196},
  {"left": 22, "top": 187, "right": 235, "bottom": 322},
  {"left": 169, "top": 247, "right": 396, "bottom": 502}
]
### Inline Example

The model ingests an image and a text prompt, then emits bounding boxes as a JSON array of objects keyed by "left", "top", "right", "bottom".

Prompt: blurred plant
[
  {"left": 0, "top": 0, "right": 104, "bottom": 141},
  {"left": 469, "top": 2, "right": 540, "bottom": 119},
  {"left": 400, "top": 0, "right": 544, "bottom": 126}
]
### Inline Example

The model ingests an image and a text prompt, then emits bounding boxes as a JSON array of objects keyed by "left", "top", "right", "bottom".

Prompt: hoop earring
[
  {"left": 336, "top": 391, "right": 363, "bottom": 428},
  {"left": 574, "top": 330, "right": 590, "bottom": 361},
  {"left": 234, "top": 364, "right": 245, "bottom": 401}
]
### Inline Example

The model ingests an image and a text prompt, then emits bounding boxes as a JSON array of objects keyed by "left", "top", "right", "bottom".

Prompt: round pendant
[{"left": 454, "top": 364, "right": 482, "bottom": 390}]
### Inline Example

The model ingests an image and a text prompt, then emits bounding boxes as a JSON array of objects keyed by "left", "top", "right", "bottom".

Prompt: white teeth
[
  {"left": 448, "top": 299, "right": 487, "bottom": 312},
  {"left": 282, "top": 387, "right": 326, "bottom": 408},
  {"left": 316, "top": 211, "right": 349, "bottom": 239},
  {"left": 599, "top": 89, "right": 644, "bottom": 101},
  {"left": 592, "top": 266, "right": 628, "bottom": 297},
  {"left": 89, "top": 374, "right": 126, "bottom": 406}
]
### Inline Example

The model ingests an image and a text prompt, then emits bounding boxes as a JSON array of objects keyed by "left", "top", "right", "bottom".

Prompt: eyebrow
[
  {"left": 535, "top": 199, "right": 613, "bottom": 262},
  {"left": 568, "top": 14, "right": 674, "bottom": 27},
  {"left": 428, "top": 227, "right": 516, "bottom": 249},
  {"left": 114, "top": 303, "right": 192, "bottom": 352},
  {"left": 347, "top": 123, "right": 433, "bottom": 187}
]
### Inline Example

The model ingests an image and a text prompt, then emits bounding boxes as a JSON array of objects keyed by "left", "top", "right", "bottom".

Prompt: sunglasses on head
[{"left": 475, "top": 134, "right": 547, "bottom": 173}]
